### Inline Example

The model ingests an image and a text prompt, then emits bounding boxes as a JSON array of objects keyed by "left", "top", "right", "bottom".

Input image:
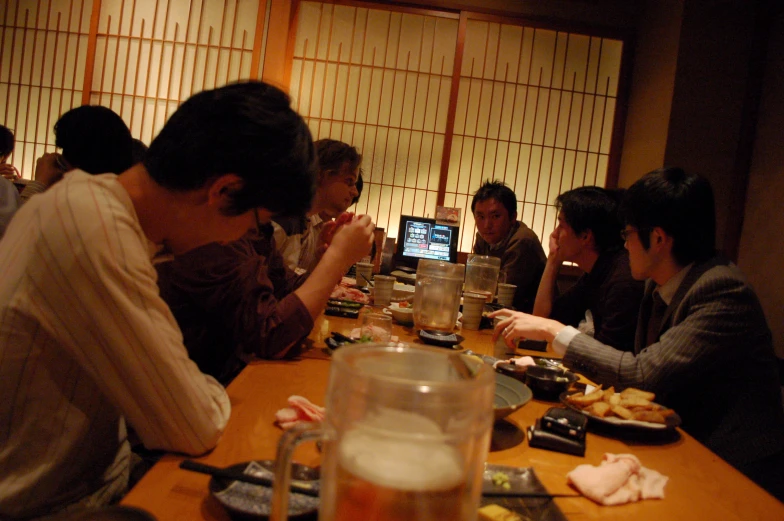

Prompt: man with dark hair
[
  {"left": 0, "top": 124, "right": 20, "bottom": 237},
  {"left": 273, "top": 138, "right": 362, "bottom": 273},
  {"left": 492, "top": 167, "right": 784, "bottom": 500},
  {"left": 471, "top": 180, "right": 546, "bottom": 313},
  {"left": 19, "top": 105, "right": 134, "bottom": 201},
  {"left": 532, "top": 186, "right": 643, "bottom": 351},
  {"left": 0, "top": 81, "right": 337, "bottom": 518}
]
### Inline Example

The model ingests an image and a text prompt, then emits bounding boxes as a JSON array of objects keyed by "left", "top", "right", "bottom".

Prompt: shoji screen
[
  {"left": 92, "top": 0, "right": 266, "bottom": 144},
  {"left": 1, "top": 1, "right": 94, "bottom": 179},
  {"left": 445, "top": 21, "right": 623, "bottom": 252},
  {"left": 289, "top": 2, "right": 458, "bottom": 239},
  {"left": 0, "top": 0, "right": 269, "bottom": 178}
]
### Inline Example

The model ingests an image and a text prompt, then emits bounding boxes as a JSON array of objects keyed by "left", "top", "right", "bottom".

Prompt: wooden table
[{"left": 122, "top": 312, "right": 783, "bottom": 520}]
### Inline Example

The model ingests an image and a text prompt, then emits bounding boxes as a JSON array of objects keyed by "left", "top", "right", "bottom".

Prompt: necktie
[{"left": 645, "top": 292, "right": 667, "bottom": 346}]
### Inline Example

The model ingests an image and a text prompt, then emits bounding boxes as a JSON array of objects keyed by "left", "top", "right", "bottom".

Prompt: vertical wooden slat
[
  {"left": 108, "top": 0, "right": 127, "bottom": 108},
  {"left": 11, "top": 8, "right": 29, "bottom": 159},
  {"left": 224, "top": 0, "right": 240, "bottom": 84},
  {"left": 250, "top": 0, "right": 268, "bottom": 78},
  {"left": 98, "top": 15, "right": 111, "bottom": 105},
  {"left": 31, "top": 0, "right": 53, "bottom": 159},
  {"left": 436, "top": 10, "right": 467, "bottom": 206},
  {"left": 150, "top": 0, "right": 172, "bottom": 135},
  {"left": 119, "top": 0, "right": 137, "bottom": 123},
  {"left": 82, "top": 0, "right": 102, "bottom": 105},
  {"left": 43, "top": 9, "right": 63, "bottom": 153},
  {"left": 176, "top": 0, "right": 195, "bottom": 102},
  {"left": 129, "top": 18, "right": 145, "bottom": 137},
  {"left": 141, "top": 0, "right": 161, "bottom": 143}
]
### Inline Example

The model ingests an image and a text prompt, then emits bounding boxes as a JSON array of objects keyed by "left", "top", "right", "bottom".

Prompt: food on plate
[
  {"left": 490, "top": 471, "right": 511, "bottom": 490},
  {"left": 397, "top": 300, "right": 411, "bottom": 308},
  {"left": 565, "top": 386, "right": 673, "bottom": 424},
  {"left": 330, "top": 284, "right": 369, "bottom": 304},
  {"left": 478, "top": 504, "right": 525, "bottom": 521},
  {"left": 564, "top": 387, "right": 604, "bottom": 407}
]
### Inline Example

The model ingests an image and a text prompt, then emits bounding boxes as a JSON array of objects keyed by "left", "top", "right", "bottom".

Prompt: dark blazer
[{"left": 564, "top": 256, "right": 784, "bottom": 470}]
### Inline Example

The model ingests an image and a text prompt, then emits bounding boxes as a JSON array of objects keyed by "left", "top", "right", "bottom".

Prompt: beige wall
[
  {"left": 738, "top": 8, "right": 784, "bottom": 358},
  {"left": 617, "top": 0, "right": 682, "bottom": 188}
]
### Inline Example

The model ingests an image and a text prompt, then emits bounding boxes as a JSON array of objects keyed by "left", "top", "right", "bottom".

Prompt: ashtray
[{"left": 417, "top": 329, "right": 465, "bottom": 348}]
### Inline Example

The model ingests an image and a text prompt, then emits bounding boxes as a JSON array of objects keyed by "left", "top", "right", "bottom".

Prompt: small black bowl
[
  {"left": 524, "top": 365, "right": 578, "bottom": 400},
  {"left": 495, "top": 362, "right": 530, "bottom": 382}
]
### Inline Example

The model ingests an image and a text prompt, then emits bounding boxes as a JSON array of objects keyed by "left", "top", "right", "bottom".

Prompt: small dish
[
  {"left": 494, "top": 374, "right": 533, "bottom": 420},
  {"left": 209, "top": 460, "right": 319, "bottom": 519},
  {"left": 384, "top": 303, "right": 414, "bottom": 325},
  {"left": 417, "top": 329, "right": 465, "bottom": 348},
  {"left": 524, "top": 365, "right": 578, "bottom": 400}
]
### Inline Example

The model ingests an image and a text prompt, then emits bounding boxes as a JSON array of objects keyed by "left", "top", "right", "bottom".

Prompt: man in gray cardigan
[{"left": 492, "top": 167, "right": 784, "bottom": 501}]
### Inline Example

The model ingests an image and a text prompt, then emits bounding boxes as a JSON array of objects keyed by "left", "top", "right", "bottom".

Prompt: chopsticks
[
  {"left": 179, "top": 460, "right": 320, "bottom": 497},
  {"left": 482, "top": 490, "right": 581, "bottom": 499},
  {"left": 358, "top": 272, "right": 374, "bottom": 287}
]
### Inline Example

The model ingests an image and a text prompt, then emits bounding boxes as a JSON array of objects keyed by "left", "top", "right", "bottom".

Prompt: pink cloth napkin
[
  {"left": 275, "top": 395, "right": 326, "bottom": 429},
  {"left": 567, "top": 453, "right": 668, "bottom": 505}
]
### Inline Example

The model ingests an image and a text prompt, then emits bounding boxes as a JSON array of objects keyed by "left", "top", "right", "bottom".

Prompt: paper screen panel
[
  {"left": 448, "top": 21, "right": 621, "bottom": 254},
  {"left": 91, "top": 0, "right": 263, "bottom": 145},
  {"left": 290, "top": 2, "right": 458, "bottom": 240},
  {"left": 0, "top": 0, "right": 92, "bottom": 179},
  {"left": 1, "top": 0, "right": 268, "bottom": 179}
]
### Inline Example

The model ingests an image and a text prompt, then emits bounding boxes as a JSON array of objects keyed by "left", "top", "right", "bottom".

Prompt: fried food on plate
[{"left": 566, "top": 387, "right": 672, "bottom": 425}]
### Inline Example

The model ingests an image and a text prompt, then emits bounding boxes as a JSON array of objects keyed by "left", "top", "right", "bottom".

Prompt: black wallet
[{"left": 527, "top": 418, "right": 586, "bottom": 456}]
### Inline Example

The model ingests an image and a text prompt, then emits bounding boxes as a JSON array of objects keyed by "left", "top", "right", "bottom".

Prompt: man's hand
[
  {"left": 328, "top": 214, "right": 374, "bottom": 268},
  {"left": 0, "top": 163, "right": 19, "bottom": 181},
  {"left": 489, "top": 308, "right": 563, "bottom": 347},
  {"left": 34, "top": 153, "right": 67, "bottom": 188},
  {"left": 547, "top": 229, "right": 564, "bottom": 264}
]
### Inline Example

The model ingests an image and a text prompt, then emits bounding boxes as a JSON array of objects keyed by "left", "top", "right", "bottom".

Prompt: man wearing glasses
[
  {"left": 492, "top": 167, "right": 784, "bottom": 501},
  {"left": 273, "top": 138, "right": 363, "bottom": 274}
]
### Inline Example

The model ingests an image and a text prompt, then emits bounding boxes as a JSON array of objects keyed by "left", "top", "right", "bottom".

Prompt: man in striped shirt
[
  {"left": 492, "top": 167, "right": 784, "bottom": 500},
  {"left": 0, "top": 82, "right": 318, "bottom": 518}
]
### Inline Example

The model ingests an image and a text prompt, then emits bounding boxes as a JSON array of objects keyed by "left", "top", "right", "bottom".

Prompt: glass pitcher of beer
[
  {"left": 413, "top": 259, "right": 465, "bottom": 332},
  {"left": 464, "top": 254, "right": 501, "bottom": 302},
  {"left": 271, "top": 343, "right": 495, "bottom": 521}
]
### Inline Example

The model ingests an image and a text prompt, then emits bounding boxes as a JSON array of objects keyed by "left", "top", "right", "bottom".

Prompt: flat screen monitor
[{"left": 394, "top": 215, "right": 459, "bottom": 269}]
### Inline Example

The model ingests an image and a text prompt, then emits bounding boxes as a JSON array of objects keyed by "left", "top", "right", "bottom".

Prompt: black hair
[
  {"left": 144, "top": 81, "right": 317, "bottom": 217},
  {"left": 351, "top": 169, "right": 364, "bottom": 205},
  {"left": 131, "top": 138, "right": 148, "bottom": 165},
  {"left": 471, "top": 180, "right": 517, "bottom": 219},
  {"left": 315, "top": 139, "right": 362, "bottom": 175},
  {"left": 555, "top": 186, "right": 624, "bottom": 253},
  {"left": 0, "top": 125, "right": 13, "bottom": 158},
  {"left": 619, "top": 167, "right": 716, "bottom": 265},
  {"left": 54, "top": 105, "right": 133, "bottom": 174}
]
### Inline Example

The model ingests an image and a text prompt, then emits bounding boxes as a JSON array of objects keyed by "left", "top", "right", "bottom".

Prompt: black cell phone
[
  {"left": 541, "top": 407, "right": 588, "bottom": 440},
  {"left": 527, "top": 419, "right": 586, "bottom": 457},
  {"left": 324, "top": 306, "right": 359, "bottom": 319}
]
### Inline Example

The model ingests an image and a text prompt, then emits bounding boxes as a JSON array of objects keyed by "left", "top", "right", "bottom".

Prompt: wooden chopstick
[{"left": 179, "top": 460, "right": 319, "bottom": 497}]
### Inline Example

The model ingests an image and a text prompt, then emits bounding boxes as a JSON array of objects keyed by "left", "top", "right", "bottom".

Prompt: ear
[
  {"left": 649, "top": 227, "right": 671, "bottom": 251},
  {"left": 580, "top": 228, "right": 595, "bottom": 248},
  {"left": 206, "top": 173, "right": 244, "bottom": 208}
]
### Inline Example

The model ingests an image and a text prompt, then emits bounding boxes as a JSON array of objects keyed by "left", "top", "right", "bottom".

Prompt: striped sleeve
[{"left": 38, "top": 177, "right": 230, "bottom": 454}]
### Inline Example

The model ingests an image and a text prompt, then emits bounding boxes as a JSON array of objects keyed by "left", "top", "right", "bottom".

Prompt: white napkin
[{"left": 567, "top": 453, "right": 668, "bottom": 505}]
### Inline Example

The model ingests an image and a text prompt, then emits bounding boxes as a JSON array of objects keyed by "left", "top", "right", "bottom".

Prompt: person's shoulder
[
  {"left": 513, "top": 221, "right": 541, "bottom": 242},
  {"left": 272, "top": 214, "right": 308, "bottom": 236}
]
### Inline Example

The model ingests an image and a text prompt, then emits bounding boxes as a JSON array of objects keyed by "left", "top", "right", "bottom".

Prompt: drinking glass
[
  {"left": 271, "top": 343, "right": 496, "bottom": 521},
  {"left": 464, "top": 255, "right": 501, "bottom": 302},
  {"left": 360, "top": 313, "right": 392, "bottom": 342},
  {"left": 413, "top": 259, "right": 465, "bottom": 333}
]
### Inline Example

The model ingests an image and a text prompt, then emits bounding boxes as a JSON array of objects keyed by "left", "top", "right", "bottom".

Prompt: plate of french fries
[{"left": 560, "top": 386, "right": 681, "bottom": 430}]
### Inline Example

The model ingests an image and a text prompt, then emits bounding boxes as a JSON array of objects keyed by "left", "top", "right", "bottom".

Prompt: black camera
[{"left": 527, "top": 407, "right": 587, "bottom": 456}]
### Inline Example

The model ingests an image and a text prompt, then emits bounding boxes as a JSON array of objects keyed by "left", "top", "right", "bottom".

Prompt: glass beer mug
[
  {"left": 271, "top": 343, "right": 495, "bottom": 521},
  {"left": 413, "top": 259, "right": 465, "bottom": 333}
]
